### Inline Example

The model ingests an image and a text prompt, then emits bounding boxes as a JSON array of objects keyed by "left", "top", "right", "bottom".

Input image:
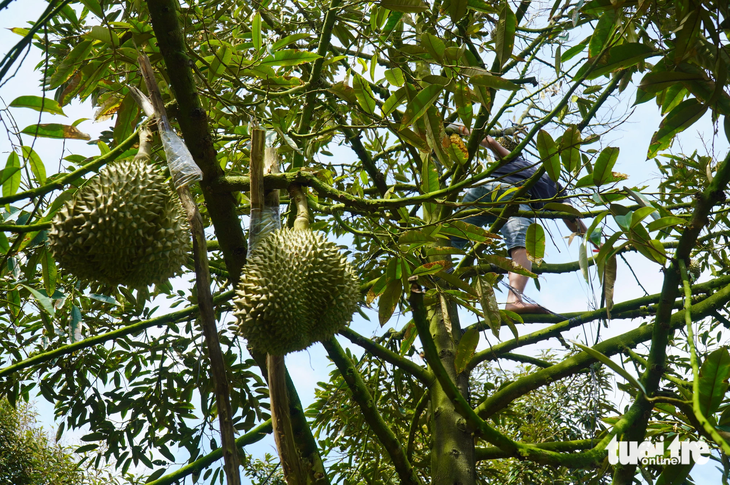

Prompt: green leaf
[
  {"left": 603, "top": 255, "right": 616, "bottom": 318},
  {"left": 468, "top": 74, "right": 519, "bottom": 91},
  {"left": 384, "top": 68, "right": 405, "bottom": 87},
  {"left": 113, "top": 94, "right": 140, "bottom": 146},
  {"left": 412, "top": 261, "right": 447, "bottom": 276},
  {"left": 439, "top": 220, "right": 499, "bottom": 244},
  {"left": 559, "top": 125, "right": 581, "bottom": 174},
  {"left": 382, "top": 87, "right": 407, "bottom": 116},
  {"left": 647, "top": 216, "right": 685, "bottom": 233},
  {"left": 561, "top": 37, "right": 589, "bottom": 63},
  {"left": 21, "top": 123, "right": 91, "bottom": 140},
  {"left": 252, "top": 12, "right": 262, "bottom": 51},
  {"left": 78, "top": 0, "right": 103, "bottom": 17},
  {"left": 434, "top": 270, "right": 478, "bottom": 297},
  {"left": 630, "top": 206, "right": 657, "bottom": 228},
  {"left": 421, "top": 33, "right": 445, "bottom": 63},
  {"left": 353, "top": 74, "right": 376, "bottom": 115},
  {"left": 9, "top": 96, "right": 66, "bottom": 116},
  {"left": 592, "top": 146, "right": 620, "bottom": 186},
  {"left": 22, "top": 146, "right": 46, "bottom": 185},
  {"left": 21, "top": 284, "right": 55, "bottom": 317},
  {"left": 3, "top": 152, "right": 20, "bottom": 198},
  {"left": 378, "top": 279, "right": 402, "bottom": 326},
  {"left": 270, "top": 33, "right": 310, "bottom": 51},
  {"left": 572, "top": 341, "right": 646, "bottom": 394},
  {"left": 41, "top": 249, "right": 57, "bottom": 296},
  {"left": 476, "top": 276, "right": 501, "bottom": 337},
  {"left": 379, "top": 0, "right": 429, "bottom": 12},
  {"left": 49, "top": 40, "right": 94, "bottom": 90},
  {"left": 586, "top": 43, "right": 658, "bottom": 80},
  {"left": 698, "top": 347, "right": 730, "bottom": 416},
  {"left": 399, "top": 230, "right": 437, "bottom": 245},
  {"left": 543, "top": 202, "right": 582, "bottom": 218},
  {"left": 454, "top": 327, "right": 480, "bottom": 374},
  {"left": 494, "top": 0, "right": 516, "bottom": 69},
  {"left": 639, "top": 71, "right": 703, "bottom": 94},
  {"left": 481, "top": 254, "right": 536, "bottom": 277},
  {"left": 454, "top": 81, "right": 473, "bottom": 128},
  {"left": 259, "top": 50, "right": 321, "bottom": 66},
  {"left": 648, "top": 99, "right": 707, "bottom": 158},
  {"left": 450, "top": 0, "right": 468, "bottom": 23},
  {"left": 466, "top": 0, "right": 498, "bottom": 14},
  {"left": 209, "top": 45, "right": 233, "bottom": 81},
  {"left": 525, "top": 223, "right": 545, "bottom": 264},
  {"left": 536, "top": 129, "right": 560, "bottom": 182},
  {"left": 86, "top": 25, "right": 119, "bottom": 46},
  {"left": 400, "top": 84, "right": 444, "bottom": 127},
  {"left": 578, "top": 242, "right": 589, "bottom": 282},
  {"left": 588, "top": 9, "right": 617, "bottom": 59},
  {"left": 400, "top": 321, "right": 418, "bottom": 355},
  {"left": 656, "top": 464, "right": 694, "bottom": 485}
]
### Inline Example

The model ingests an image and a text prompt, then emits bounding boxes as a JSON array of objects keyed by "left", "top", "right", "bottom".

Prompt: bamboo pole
[
  {"left": 249, "top": 127, "right": 306, "bottom": 485},
  {"left": 138, "top": 54, "right": 241, "bottom": 485}
]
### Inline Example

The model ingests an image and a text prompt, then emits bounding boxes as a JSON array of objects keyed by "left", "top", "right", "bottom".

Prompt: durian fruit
[
  {"left": 48, "top": 159, "right": 190, "bottom": 288},
  {"left": 496, "top": 135, "right": 521, "bottom": 152},
  {"left": 234, "top": 228, "right": 360, "bottom": 355}
]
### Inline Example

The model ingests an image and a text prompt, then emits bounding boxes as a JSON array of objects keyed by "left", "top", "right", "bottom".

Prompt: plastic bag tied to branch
[
  {"left": 248, "top": 207, "right": 281, "bottom": 253},
  {"left": 159, "top": 127, "right": 203, "bottom": 189}
]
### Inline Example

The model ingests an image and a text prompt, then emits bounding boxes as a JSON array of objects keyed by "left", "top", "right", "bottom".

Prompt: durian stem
[
  {"left": 137, "top": 53, "right": 242, "bottom": 485},
  {"left": 268, "top": 354, "right": 306, "bottom": 485},
  {"left": 289, "top": 184, "right": 310, "bottom": 230}
]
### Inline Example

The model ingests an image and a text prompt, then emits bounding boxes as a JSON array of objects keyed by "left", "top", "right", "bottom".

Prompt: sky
[{"left": 1, "top": 0, "right": 730, "bottom": 483}]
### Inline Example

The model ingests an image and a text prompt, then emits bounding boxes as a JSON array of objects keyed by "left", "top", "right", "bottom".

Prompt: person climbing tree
[{"left": 451, "top": 126, "right": 590, "bottom": 314}]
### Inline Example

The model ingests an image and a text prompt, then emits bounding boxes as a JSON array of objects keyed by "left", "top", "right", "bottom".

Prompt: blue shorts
[{"left": 452, "top": 181, "right": 534, "bottom": 252}]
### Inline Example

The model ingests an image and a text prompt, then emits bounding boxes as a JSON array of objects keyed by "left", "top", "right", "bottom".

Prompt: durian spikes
[
  {"left": 48, "top": 159, "right": 190, "bottom": 288},
  {"left": 234, "top": 227, "right": 360, "bottom": 355}
]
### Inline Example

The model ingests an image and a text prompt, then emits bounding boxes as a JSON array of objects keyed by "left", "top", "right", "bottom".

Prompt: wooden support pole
[{"left": 138, "top": 54, "right": 241, "bottom": 485}]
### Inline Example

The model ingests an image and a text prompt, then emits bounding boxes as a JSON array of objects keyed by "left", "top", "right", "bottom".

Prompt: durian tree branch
[
  {"left": 0, "top": 128, "right": 139, "bottom": 207},
  {"left": 338, "top": 327, "right": 435, "bottom": 386},
  {"left": 146, "top": 419, "right": 272, "bottom": 485},
  {"left": 408, "top": 279, "right": 607, "bottom": 467},
  {"left": 474, "top": 439, "right": 600, "bottom": 461},
  {"left": 472, "top": 280, "right": 730, "bottom": 422},
  {"left": 322, "top": 337, "right": 423, "bottom": 485},
  {"left": 612, "top": 150, "right": 730, "bottom": 485},
  {"left": 465, "top": 273, "right": 730, "bottom": 368},
  {"left": 146, "top": 0, "right": 247, "bottom": 283},
  {"left": 138, "top": 53, "right": 241, "bottom": 485},
  {"left": 0, "top": 290, "right": 234, "bottom": 379},
  {"left": 679, "top": 259, "right": 730, "bottom": 454}
]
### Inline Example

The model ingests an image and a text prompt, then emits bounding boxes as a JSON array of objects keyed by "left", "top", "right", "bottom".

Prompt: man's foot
[{"left": 505, "top": 301, "right": 551, "bottom": 314}]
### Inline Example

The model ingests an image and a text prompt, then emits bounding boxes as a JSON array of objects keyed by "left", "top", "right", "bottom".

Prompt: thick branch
[
  {"left": 146, "top": 0, "right": 247, "bottom": 283},
  {"left": 322, "top": 338, "right": 422, "bottom": 485},
  {"left": 339, "top": 327, "right": 435, "bottom": 386}
]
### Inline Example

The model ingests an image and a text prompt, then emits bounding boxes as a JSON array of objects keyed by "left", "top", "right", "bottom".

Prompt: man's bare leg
[{"left": 505, "top": 247, "right": 549, "bottom": 314}]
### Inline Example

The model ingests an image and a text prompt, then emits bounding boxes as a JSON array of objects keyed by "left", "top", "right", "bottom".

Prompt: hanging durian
[
  {"left": 234, "top": 228, "right": 360, "bottom": 355},
  {"left": 48, "top": 159, "right": 190, "bottom": 288}
]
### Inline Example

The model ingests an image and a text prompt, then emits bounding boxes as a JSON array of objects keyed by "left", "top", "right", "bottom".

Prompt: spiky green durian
[
  {"left": 234, "top": 228, "right": 360, "bottom": 355},
  {"left": 48, "top": 159, "right": 190, "bottom": 288}
]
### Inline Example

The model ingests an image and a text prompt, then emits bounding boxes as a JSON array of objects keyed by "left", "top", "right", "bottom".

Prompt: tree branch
[{"left": 322, "top": 337, "right": 423, "bottom": 485}]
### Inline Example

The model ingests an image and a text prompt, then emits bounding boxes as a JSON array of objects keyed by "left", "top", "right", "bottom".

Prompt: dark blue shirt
[{"left": 490, "top": 156, "right": 564, "bottom": 209}]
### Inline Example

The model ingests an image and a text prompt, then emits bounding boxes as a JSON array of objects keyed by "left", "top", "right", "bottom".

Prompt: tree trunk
[{"left": 428, "top": 297, "right": 476, "bottom": 485}]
